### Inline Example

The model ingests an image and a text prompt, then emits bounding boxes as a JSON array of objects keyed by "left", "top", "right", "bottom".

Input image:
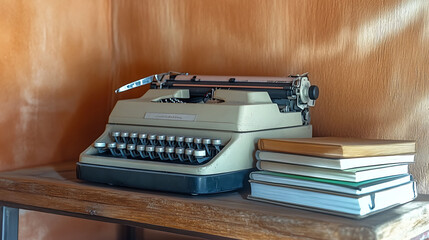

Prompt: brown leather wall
[
  {"left": 113, "top": 0, "right": 429, "bottom": 193},
  {"left": 1, "top": 0, "right": 118, "bottom": 239},
  {"left": 0, "top": 0, "right": 113, "bottom": 171}
]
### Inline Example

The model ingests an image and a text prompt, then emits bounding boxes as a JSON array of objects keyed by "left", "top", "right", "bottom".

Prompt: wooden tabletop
[{"left": 0, "top": 161, "right": 428, "bottom": 240}]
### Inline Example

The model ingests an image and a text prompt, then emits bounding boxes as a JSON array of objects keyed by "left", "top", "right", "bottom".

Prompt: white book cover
[
  {"left": 257, "top": 161, "right": 410, "bottom": 182},
  {"left": 249, "top": 171, "right": 412, "bottom": 195},
  {"left": 248, "top": 180, "right": 417, "bottom": 218},
  {"left": 255, "top": 150, "right": 415, "bottom": 170}
]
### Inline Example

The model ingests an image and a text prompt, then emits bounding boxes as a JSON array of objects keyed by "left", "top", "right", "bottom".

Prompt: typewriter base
[{"left": 76, "top": 162, "right": 252, "bottom": 195}]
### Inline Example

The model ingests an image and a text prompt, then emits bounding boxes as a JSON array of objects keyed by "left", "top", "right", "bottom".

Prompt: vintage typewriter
[{"left": 77, "top": 72, "right": 319, "bottom": 194}]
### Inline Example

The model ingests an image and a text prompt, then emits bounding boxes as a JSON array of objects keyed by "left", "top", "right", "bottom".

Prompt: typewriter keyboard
[{"left": 93, "top": 131, "right": 225, "bottom": 165}]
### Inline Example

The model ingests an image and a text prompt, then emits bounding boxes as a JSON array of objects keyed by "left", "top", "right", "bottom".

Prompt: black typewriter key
[
  {"left": 165, "top": 146, "right": 176, "bottom": 160},
  {"left": 127, "top": 144, "right": 138, "bottom": 158},
  {"left": 145, "top": 145, "right": 156, "bottom": 159},
  {"left": 112, "top": 131, "right": 121, "bottom": 143},
  {"left": 94, "top": 142, "right": 107, "bottom": 154},
  {"left": 185, "top": 148, "right": 195, "bottom": 163},
  {"left": 166, "top": 136, "right": 175, "bottom": 147},
  {"left": 157, "top": 135, "right": 166, "bottom": 146},
  {"left": 108, "top": 142, "right": 120, "bottom": 157},
  {"left": 129, "top": 132, "right": 138, "bottom": 145},
  {"left": 194, "top": 138, "right": 202, "bottom": 149},
  {"left": 155, "top": 146, "right": 167, "bottom": 160},
  {"left": 120, "top": 132, "right": 130, "bottom": 143},
  {"left": 117, "top": 143, "right": 128, "bottom": 158},
  {"left": 176, "top": 136, "right": 185, "bottom": 148},
  {"left": 137, "top": 144, "right": 147, "bottom": 158},
  {"left": 138, "top": 133, "right": 148, "bottom": 145},
  {"left": 185, "top": 137, "right": 194, "bottom": 148},
  {"left": 175, "top": 147, "right": 185, "bottom": 162},
  {"left": 148, "top": 134, "right": 157, "bottom": 145}
]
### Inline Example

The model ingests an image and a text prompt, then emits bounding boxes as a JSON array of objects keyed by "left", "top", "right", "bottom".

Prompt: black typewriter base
[{"left": 76, "top": 162, "right": 252, "bottom": 195}]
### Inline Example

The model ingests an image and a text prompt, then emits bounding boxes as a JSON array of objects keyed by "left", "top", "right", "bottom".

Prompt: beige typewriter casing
[{"left": 79, "top": 89, "right": 312, "bottom": 176}]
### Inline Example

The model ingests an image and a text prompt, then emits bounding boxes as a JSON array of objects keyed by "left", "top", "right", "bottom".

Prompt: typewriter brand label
[{"left": 144, "top": 112, "right": 196, "bottom": 121}]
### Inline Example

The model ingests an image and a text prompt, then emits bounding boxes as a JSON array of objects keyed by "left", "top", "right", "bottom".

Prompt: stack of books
[{"left": 248, "top": 137, "right": 417, "bottom": 218}]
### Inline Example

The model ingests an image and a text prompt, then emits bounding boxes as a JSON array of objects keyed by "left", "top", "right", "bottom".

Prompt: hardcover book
[
  {"left": 248, "top": 180, "right": 417, "bottom": 218},
  {"left": 257, "top": 137, "right": 415, "bottom": 158},
  {"left": 249, "top": 171, "right": 412, "bottom": 195},
  {"left": 256, "top": 161, "right": 409, "bottom": 182},
  {"left": 255, "top": 150, "right": 414, "bottom": 170}
]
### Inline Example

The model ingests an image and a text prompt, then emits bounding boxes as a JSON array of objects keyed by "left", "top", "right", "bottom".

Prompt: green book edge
[{"left": 251, "top": 171, "right": 411, "bottom": 190}]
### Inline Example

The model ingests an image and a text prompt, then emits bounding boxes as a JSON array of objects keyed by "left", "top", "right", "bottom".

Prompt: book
[
  {"left": 249, "top": 171, "right": 412, "bottom": 195},
  {"left": 248, "top": 180, "right": 417, "bottom": 218},
  {"left": 257, "top": 137, "right": 416, "bottom": 158},
  {"left": 257, "top": 161, "right": 409, "bottom": 182},
  {"left": 255, "top": 150, "right": 415, "bottom": 170}
]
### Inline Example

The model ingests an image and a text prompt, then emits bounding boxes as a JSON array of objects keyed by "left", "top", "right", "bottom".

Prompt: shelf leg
[{"left": 1, "top": 206, "right": 18, "bottom": 240}]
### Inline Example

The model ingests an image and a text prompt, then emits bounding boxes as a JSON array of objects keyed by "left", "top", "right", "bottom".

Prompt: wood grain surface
[{"left": 0, "top": 161, "right": 428, "bottom": 240}]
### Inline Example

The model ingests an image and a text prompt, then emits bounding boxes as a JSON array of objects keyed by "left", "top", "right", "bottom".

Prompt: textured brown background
[
  {"left": 0, "top": 0, "right": 118, "bottom": 239},
  {"left": 1, "top": 0, "right": 428, "bottom": 239},
  {"left": 113, "top": 0, "right": 429, "bottom": 192}
]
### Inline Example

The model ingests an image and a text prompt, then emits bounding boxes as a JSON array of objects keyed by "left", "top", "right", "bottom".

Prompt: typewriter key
[
  {"left": 94, "top": 142, "right": 106, "bottom": 148},
  {"left": 148, "top": 134, "right": 157, "bottom": 145},
  {"left": 212, "top": 139, "right": 222, "bottom": 146},
  {"left": 185, "top": 137, "right": 194, "bottom": 148},
  {"left": 194, "top": 138, "right": 202, "bottom": 149},
  {"left": 185, "top": 148, "right": 195, "bottom": 163},
  {"left": 136, "top": 144, "right": 147, "bottom": 158},
  {"left": 129, "top": 132, "right": 138, "bottom": 144},
  {"left": 194, "top": 149, "right": 210, "bottom": 164},
  {"left": 127, "top": 144, "right": 138, "bottom": 158},
  {"left": 145, "top": 145, "right": 156, "bottom": 159},
  {"left": 93, "top": 142, "right": 107, "bottom": 154},
  {"left": 127, "top": 144, "right": 136, "bottom": 150},
  {"left": 175, "top": 147, "right": 185, "bottom": 162},
  {"left": 176, "top": 136, "right": 185, "bottom": 147},
  {"left": 165, "top": 146, "right": 175, "bottom": 153},
  {"left": 112, "top": 131, "right": 121, "bottom": 143},
  {"left": 117, "top": 143, "right": 126, "bottom": 149},
  {"left": 166, "top": 136, "right": 175, "bottom": 146},
  {"left": 155, "top": 146, "right": 166, "bottom": 160},
  {"left": 212, "top": 139, "right": 222, "bottom": 155},
  {"left": 120, "top": 132, "right": 130, "bottom": 143},
  {"left": 165, "top": 146, "right": 175, "bottom": 160},
  {"left": 193, "top": 149, "right": 206, "bottom": 157},
  {"left": 157, "top": 135, "right": 166, "bottom": 146},
  {"left": 202, "top": 138, "right": 212, "bottom": 155},
  {"left": 116, "top": 143, "right": 127, "bottom": 158},
  {"left": 138, "top": 133, "right": 148, "bottom": 145},
  {"left": 108, "top": 142, "right": 120, "bottom": 157}
]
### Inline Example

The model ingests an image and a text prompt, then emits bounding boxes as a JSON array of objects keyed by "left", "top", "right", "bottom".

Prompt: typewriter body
[{"left": 77, "top": 72, "right": 319, "bottom": 194}]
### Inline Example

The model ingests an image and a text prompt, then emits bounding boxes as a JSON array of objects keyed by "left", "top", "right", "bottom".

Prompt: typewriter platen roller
[{"left": 77, "top": 72, "right": 319, "bottom": 194}]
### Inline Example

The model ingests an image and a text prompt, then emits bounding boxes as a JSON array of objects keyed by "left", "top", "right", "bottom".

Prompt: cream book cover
[{"left": 257, "top": 137, "right": 415, "bottom": 158}]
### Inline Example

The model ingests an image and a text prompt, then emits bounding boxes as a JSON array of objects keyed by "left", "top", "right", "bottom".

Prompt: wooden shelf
[{"left": 0, "top": 161, "right": 428, "bottom": 239}]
